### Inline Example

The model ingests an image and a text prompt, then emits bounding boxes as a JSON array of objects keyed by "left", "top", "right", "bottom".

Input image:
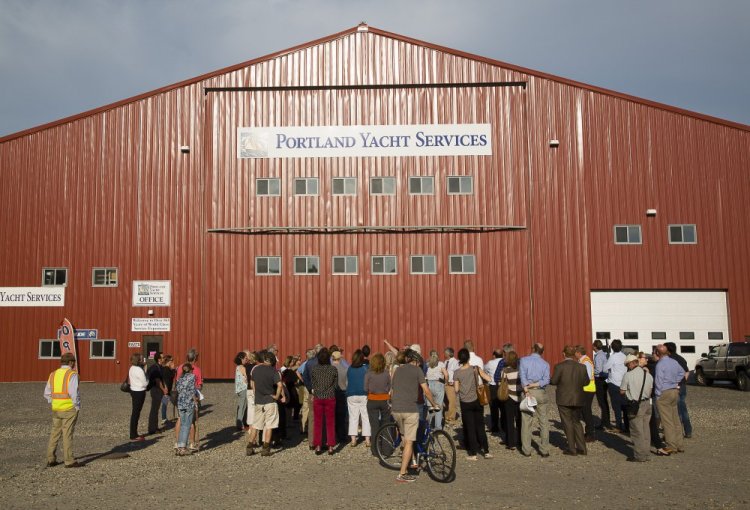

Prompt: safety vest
[
  {"left": 48, "top": 367, "right": 76, "bottom": 412},
  {"left": 580, "top": 355, "right": 596, "bottom": 393}
]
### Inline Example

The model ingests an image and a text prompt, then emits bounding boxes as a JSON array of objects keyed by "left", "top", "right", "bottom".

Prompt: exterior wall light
[
  {"left": 549, "top": 139, "right": 560, "bottom": 148},
  {"left": 646, "top": 209, "right": 657, "bottom": 217}
]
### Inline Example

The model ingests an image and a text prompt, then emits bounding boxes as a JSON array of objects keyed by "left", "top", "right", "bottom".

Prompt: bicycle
[{"left": 374, "top": 408, "right": 456, "bottom": 483}]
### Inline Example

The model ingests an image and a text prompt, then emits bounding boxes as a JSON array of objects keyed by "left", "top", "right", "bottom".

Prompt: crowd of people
[{"left": 43, "top": 338, "right": 693, "bottom": 480}]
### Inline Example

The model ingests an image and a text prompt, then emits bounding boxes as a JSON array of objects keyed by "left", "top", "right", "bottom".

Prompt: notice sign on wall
[
  {"left": 131, "top": 318, "right": 171, "bottom": 332},
  {"left": 237, "top": 124, "right": 492, "bottom": 159},
  {"left": 132, "top": 281, "right": 171, "bottom": 307},
  {"left": 0, "top": 287, "right": 65, "bottom": 307}
]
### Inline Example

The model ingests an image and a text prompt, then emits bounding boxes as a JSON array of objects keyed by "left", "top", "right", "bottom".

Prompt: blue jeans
[
  {"left": 178, "top": 407, "right": 194, "bottom": 447},
  {"left": 427, "top": 380, "right": 445, "bottom": 430},
  {"left": 607, "top": 383, "right": 629, "bottom": 432},
  {"left": 678, "top": 383, "right": 692, "bottom": 436},
  {"left": 161, "top": 395, "right": 170, "bottom": 421}
]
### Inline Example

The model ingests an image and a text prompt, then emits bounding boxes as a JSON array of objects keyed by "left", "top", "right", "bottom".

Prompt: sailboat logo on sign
[{"left": 239, "top": 131, "right": 270, "bottom": 158}]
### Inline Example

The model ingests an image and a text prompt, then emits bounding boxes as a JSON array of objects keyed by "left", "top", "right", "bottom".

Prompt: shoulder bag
[
  {"left": 625, "top": 369, "right": 647, "bottom": 415},
  {"left": 474, "top": 367, "right": 490, "bottom": 406},
  {"left": 120, "top": 373, "right": 131, "bottom": 393},
  {"left": 497, "top": 370, "right": 510, "bottom": 402}
]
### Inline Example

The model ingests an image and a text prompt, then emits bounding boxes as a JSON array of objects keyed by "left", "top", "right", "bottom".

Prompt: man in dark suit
[{"left": 551, "top": 345, "right": 590, "bottom": 456}]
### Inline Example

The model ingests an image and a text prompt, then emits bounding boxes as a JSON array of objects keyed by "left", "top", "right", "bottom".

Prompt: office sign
[
  {"left": 237, "top": 124, "right": 492, "bottom": 158},
  {"left": 0, "top": 287, "right": 65, "bottom": 307},
  {"left": 132, "top": 281, "right": 171, "bottom": 307}
]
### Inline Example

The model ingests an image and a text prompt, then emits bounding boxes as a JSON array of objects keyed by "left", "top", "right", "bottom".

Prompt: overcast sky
[{"left": 1, "top": 0, "right": 748, "bottom": 138}]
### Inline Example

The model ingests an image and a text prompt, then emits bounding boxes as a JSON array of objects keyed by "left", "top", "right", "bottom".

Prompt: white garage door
[{"left": 590, "top": 291, "right": 729, "bottom": 369}]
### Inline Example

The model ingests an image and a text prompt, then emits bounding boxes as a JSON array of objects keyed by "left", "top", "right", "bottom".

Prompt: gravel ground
[{"left": 1, "top": 381, "right": 748, "bottom": 509}]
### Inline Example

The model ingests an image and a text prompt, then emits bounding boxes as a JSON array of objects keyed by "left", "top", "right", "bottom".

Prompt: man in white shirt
[
  {"left": 603, "top": 339, "right": 629, "bottom": 433},
  {"left": 465, "top": 339, "right": 484, "bottom": 368},
  {"left": 443, "top": 347, "right": 460, "bottom": 423}
]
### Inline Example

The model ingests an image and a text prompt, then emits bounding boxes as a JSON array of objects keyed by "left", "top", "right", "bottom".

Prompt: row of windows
[
  {"left": 43, "top": 267, "right": 118, "bottom": 287},
  {"left": 39, "top": 340, "right": 115, "bottom": 359},
  {"left": 42, "top": 256, "right": 477, "bottom": 286},
  {"left": 615, "top": 224, "right": 697, "bottom": 245},
  {"left": 595, "top": 331, "right": 723, "bottom": 341},
  {"left": 257, "top": 255, "right": 477, "bottom": 276},
  {"left": 257, "top": 175, "right": 474, "bottom": 197}
]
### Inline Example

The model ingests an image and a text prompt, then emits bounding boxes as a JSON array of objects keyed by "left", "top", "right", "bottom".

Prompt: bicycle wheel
[
  {"left": 374, "top": 422, "right": 403, "bottom": 470},
  {"left": 425, "top": 429, "right": 457, "bottom": 483}
]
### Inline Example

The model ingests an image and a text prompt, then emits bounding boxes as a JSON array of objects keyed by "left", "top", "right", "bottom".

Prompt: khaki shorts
[
  {"left": 253, "top": 403, "right": 279, "bottom": 431},
  {"left": 392, "top": 412, "right": 419, "bottom": 441}
]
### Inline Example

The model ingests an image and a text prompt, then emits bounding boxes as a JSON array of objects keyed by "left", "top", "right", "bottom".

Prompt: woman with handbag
[
  {"left": 499, "top": 351, "right": 522, "bottom": 450},
  {"left": 453, "top": 348, "right": 493, "bottom": 460},
  {"left": 128, "top": 353, "right": 148, "bottom": 442}
]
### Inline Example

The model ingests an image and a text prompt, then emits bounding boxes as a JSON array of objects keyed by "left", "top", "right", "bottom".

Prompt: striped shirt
[{"left": 502, "top": 367, "right": 522, "bottom": 402}]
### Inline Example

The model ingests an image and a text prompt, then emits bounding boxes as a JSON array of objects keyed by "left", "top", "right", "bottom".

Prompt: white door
[{"left": 590, "top": 291, "right": 729, "bottom": 370}]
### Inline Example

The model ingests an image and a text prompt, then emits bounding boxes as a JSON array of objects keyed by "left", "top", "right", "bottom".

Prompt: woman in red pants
[{"left": 310, "top": 348, "right": 338, "bottom": 454}]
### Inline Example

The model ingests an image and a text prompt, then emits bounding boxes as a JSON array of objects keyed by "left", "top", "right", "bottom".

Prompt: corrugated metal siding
[
  {"left": 1, "top": 28, "right": 749, "bottom": 381},
  {"left": 0, "top": 84, "right": 206, "bottom": 381}
]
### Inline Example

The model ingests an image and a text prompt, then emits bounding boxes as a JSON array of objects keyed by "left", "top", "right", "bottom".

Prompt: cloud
[{"left": 1, "top": 0, "right": 748, "bottom": 137}]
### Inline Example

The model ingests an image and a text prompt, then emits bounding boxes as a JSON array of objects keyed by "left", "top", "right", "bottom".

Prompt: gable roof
[{"left": 2, "top": 24, "right": 748, "bottom": 143}]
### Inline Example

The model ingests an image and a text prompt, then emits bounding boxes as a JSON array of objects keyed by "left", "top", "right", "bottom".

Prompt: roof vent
[{"left": 357, "top": 22, "right": 368, "bottom": 32}]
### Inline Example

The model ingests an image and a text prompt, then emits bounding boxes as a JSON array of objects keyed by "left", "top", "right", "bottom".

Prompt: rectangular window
[
  {"left": 669, "top": 224, "right": 697, "bottom": 244},
  {"left": 294, "top": 256, "right": 320, "bottom": 275},
  {"left": 39, "top": 340, "right": 61, "bottom": 359},
  {"left": 332, "top": 177, "right": 357, "bottom": 196},
  {"left": 371, "top": 256, "right": 397, "bottom": 275},
  {"left": 624, "top": 332, "right": 639, "bottom": 340},
  {"left": 449, "top": 254, "right": 476, "bottom": 274},
  {"left": 42, "top": 268, "right": 67, "bottom": 287},
  {"left": 256, "top": 178, "right": 281, "bottom": 196},
  {"left": 332, "top": 256, "right": 358, "bottom": 275},
  {"left": 256, "top": 256, "right": 281, "bottom": 276},
  {"left": 446, "top": 176, "right": 473, "bottom": 195},
  {"left": 614, "top": 225, "right": 642, "bottom": 244},
  {"left": 294, "top": 177, "right": 319, "bottom": 196},
  {"left": 370, "top": 177, "right": 396, "bottom": 195},
  {"left": 410, "top": 255, "right": 437, "bottom": 274},
  {"left": 679, "top": 345, "right": 696, "bottom": 354},
  {"left": 651, "top": 332, "right": 667, "bottom": 340},
  {"left": 409, "top": 176, "right": 435, "bottom": 195},
  {"left": 707, "top": 332, "right": 724, "bottom": 341},
  {"left": 679, "top": 331, "right": 695, "bottom": 340},
  {"left": 92, "top": 267, "right": 118, "bottom": 287},
  {"left": 596, "top": 332, "right": 611, "bottom": 340},
  {"left": 90, "top": 340, "right": 116, "bottom": 359}
]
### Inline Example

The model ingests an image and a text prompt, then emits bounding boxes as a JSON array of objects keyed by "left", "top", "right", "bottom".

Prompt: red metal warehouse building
[{"left": 1, "top": 24, "right": 749, "bottom": 382}]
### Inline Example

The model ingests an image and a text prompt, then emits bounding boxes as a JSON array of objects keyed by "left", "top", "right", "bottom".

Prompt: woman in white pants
[
  {"left": 244, "top": 352, "right": 257, "bottom": 444},
  {"left": 346, "top": 350, "right": 371, "bottom": 447}
]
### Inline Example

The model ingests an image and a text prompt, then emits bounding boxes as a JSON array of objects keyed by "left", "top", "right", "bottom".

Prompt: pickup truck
[{"left": 694, "top": 342, "right": 750, "bottom": 391}]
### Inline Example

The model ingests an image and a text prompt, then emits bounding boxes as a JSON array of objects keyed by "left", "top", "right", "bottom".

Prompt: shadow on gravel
[
  {"left": 200, "top": 426, "right": 240, "bottom": 451},
  {"left": 197, "top": 403, "right": 214, "bottom": 417},
  {"left": 594, "top": 429, "right": 632, "bottom": 456},
  {"left": 76, "top": 437, "right": 159, "bottom": 465}
]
